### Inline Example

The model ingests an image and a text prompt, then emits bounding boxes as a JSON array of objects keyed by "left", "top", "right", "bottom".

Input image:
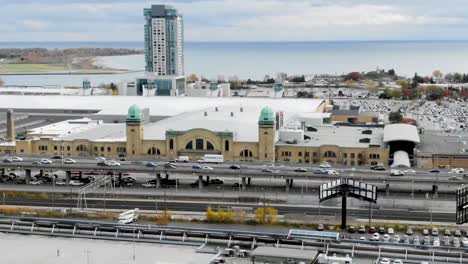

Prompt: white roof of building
[
  {"left": 58, "top": 123, "right": 126, "bottom": 142},
  {"left": 391, "top": 150, "right": 411, "bottom": 168},
  {"left": 278, "top": 125, "right": 385, "bottom": 148},
  {"left": 0, "top": 95, "right": 325, "bottom": 118},
  {"left": 27, "top": 118, "right": 103, "bottom": 138},
  {"left": 144, "top": 105, "right": 291, "bottom": 142},
  {"left": 383, "top": 124, "right": 420, "bottom": 143}
]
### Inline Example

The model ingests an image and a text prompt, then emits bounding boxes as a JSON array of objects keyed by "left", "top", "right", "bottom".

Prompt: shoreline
[{"left": 0, "top": 69, "right": 143, "bottom": 76}]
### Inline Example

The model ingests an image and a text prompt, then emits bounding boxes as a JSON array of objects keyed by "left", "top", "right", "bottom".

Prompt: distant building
[{"left": 144, "top": 5, "right": 184, "bottom": 76}]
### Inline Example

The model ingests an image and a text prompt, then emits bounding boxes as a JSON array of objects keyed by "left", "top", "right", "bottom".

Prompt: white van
[
  {"left": 202, "top": 154, "right": 224, "bottom": 164},
  {"left": 175, "top": 156, "right": 190, "bottom": 163}
]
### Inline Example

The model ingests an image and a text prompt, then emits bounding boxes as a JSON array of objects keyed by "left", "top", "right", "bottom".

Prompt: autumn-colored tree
[
  {"left": 433, "top": 70, "right": 443, "bottom": 79},
  {"left": 187, "top": 73, "right": 199, "bottom": 83},
  {"left": 254, "top": 207, "right": 278, "bottom": 224},
  {"left": 345, "top": 72, "right": 362, "bottom": 81}
]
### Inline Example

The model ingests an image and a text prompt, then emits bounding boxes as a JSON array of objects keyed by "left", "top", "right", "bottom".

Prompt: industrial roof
[
  {"left": 143, "top": 105, "right": 290, "bottom": 142},
  {"left": 383, "top": 124, "right": 420, "bottom": 143},
  {"left": 0, "top": 95, "right": 325, "bottom": 118},
  {"left": 278, "top": 125, "right": 385, "bottom": 148},
  {"left": 27, "top": 118, "right": 103, "bottom": 138},
  {"left": 250, "top": 246, "right": 317, "bottom": 260},
  {"left": 418, "top": 130, "right": 468, "bottom": 155}
]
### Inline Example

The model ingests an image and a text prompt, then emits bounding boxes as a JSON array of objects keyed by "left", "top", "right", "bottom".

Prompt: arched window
[
  {"left": 185, "top": 141, "right": 193, "bottom": 150},
  {"left": 207, "top": 141, "right": 214, "bottom": 150},
  {"left": 169, "top": 139, "right": 174, "bottom": 150},
  {"left": 148, "top": 147, "right": 158, "bottom": 155},
  {"left": 195, "top": 139, "right": 204, "bottom": 150},
  {"left": 324, "top": 151, "right": 336, "bottom": 158},
  {"left": 224, "top": 140, "right": 229, "bottom": 151},
  {"left": 240, "top": 149, "right": 253, "bottom": 157}
]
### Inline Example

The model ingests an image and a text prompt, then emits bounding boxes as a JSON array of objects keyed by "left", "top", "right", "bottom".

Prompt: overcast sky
[{"left": 1, "top": 0, "right": 467, "bottom": 42}]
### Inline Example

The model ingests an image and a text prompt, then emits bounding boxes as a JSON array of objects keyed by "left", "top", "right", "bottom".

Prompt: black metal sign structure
[
  {"left": 456, "top": 186, "right": 468, "bottom": 224},
  {"left": 319, "top": 178, "right": 377, "bottom": 229}
]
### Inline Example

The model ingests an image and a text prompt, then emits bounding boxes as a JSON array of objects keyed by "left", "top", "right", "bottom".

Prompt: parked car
[
  {"left": 422, "top": 229, "right": 429, "bottom": 236},
  {"left": 445, "top": 229, "right": 451, "bottom": 236},
  {"left": 453, "top": 237, "right": 461, "bottom": 248},
  {"left": 229, "top": 165, "right": 241, "bottom": 170},
  {"left": 380, "top": 258, "right": 390, "bottom": 264},
  {"left": 455, "top": 230, "right": 462, "bottom": 237},
  {"left": 294, "top": 167, "right": 307, "bottom": 172},
  {"left": 64, "top": 158, "right": 76, "bottom": 164},
  {"left": 387, "top": 228, "right": 395, "bottom": 235},
  {"left": 403, "top": 235, "right": 410, "bottom": 244},
  {"left": 358, "top": 225, "right": 366, "bottom": 234},
  {"left": 393, "top": 235, "right": 400, "bottom": 243},
  {"left": 413, "top": 236, "right": 420, "bottom": 245},
  {"left": 369, "top": 226, "right": 376, "bottom": 234},
  {"left": 317, "top": 224, "right": 324, "bottom": 231},
  {"left": 383, "top": 234, "right": 390, "bottom": 242},
  {"left": 371, "top": 233, "right": 380, "bottom": 241},
  {"left": 348, "top": 226, "right": 356, "bottom": 233},
  {"left": 406, "top": 228, "right": 413, "bottom": 236},
  {"left": 378, "top": 227, "right": 385, "bottom": 234},
  {"left": 432, "top": 227, "right": 439, "bottom": 236}
]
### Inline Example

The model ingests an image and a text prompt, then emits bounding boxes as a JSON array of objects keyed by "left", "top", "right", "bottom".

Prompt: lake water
[
  {"left": 0, "top": 233, "right": 214, "bottom": 264},
  {"left": 1, "top": 41, "right": 468, "bottom": 86}
]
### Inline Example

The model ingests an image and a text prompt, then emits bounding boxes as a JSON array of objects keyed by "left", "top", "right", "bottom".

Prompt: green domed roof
[
  {"left": 127, "top": 104, "right": 143, "bottom": 121},
  {"left": 259, "top": 106, "right": 274, "bottom": 125}
]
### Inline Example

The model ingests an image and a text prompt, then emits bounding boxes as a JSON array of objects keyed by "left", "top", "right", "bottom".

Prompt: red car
[{"left": 369, "top": 226, "right": 376, "bottom": 234}]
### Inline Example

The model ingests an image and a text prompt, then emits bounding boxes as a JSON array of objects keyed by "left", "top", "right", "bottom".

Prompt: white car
[
  {"left": 326, "top": 169, "right": 339, "bottom": 175},
  {"left": 55, "top": 180, "right": 67, "bottom": 186},
  {"left": 64, "top": 158, "right": 76, "bottom": 164},
  {"left": 387, "top": 228, "right": 395, "bottom": 234},
  {"left": 202, "top": 166, "right": 213, "bottom": 170},
  {"left": 393, "top": 235, "right": 400, "bottom": 243},
  {"left": 380, "top": 258, "right": 391, "bottom": 264},
  {"left": 29, "top": 180, "right": 43, "bottom": 185},
  {"left": 392, "top": 259, "right": 403, "bottom": 264},
  {"left": 450, "top": 168, "right": 465, "bottom": 174},
  {"left": 320, "top": 163, "right": 331, "bottom": 168},
  {"left": 40, "top": 159, "right": 53, "bottom": 164},
  {"left": 390, "top": 169, "right": 404, "bottom": 176},
  {"left": 404, "top": 169, "right": 416, "bottom": 174},
  {"left": 96, "top": 156, "right": 106, "bottom": 161},
  {"left": 11, "top": 157, "right": 23, "bottom": 162},
  {"left": 383, "top": 234, "right": 390, "bottom": 242},
  {"left": 69, "top": 180, "right": 84, "bottom": 186},
  {"left": 106, "top": 160, "right": 120, "bottom": 166},
  {"left": 142, "top": 183, "right": 156, "bottom": 188},
  {"left": 371, "top": 233, "right": 380, "bottom": 241}
]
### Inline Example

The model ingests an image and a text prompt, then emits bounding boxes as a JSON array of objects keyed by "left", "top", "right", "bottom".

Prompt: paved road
[
  {"left": 1, "top": 156, "right": 465, "bottom": 187},
  {"left": 3, "top": 197, "right": 454, "bottom": 223}
]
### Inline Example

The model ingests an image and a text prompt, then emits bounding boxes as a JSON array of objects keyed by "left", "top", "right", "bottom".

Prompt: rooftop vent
[
  {"left": 359, "top": 138, "right": 371, "bottom": 143},
  {"left": 230, "top": 112, "right": 234, "bottom": 117},
  {"left": 204, "top": 112, "right": 207, "bottom": 116},
  {"left": 362, "top": 129, "right": 373, "bottom": 135},
  {"left": 240, "top": 107, "right": 243, "bottom": 112},
  {"left": 215, "top": 107, "right": 218, "bottom": 112}
]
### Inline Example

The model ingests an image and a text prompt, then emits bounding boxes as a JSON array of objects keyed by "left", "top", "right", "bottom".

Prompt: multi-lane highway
[{"left": 1, "top": 156, "right": 465, "bottom": 187}]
